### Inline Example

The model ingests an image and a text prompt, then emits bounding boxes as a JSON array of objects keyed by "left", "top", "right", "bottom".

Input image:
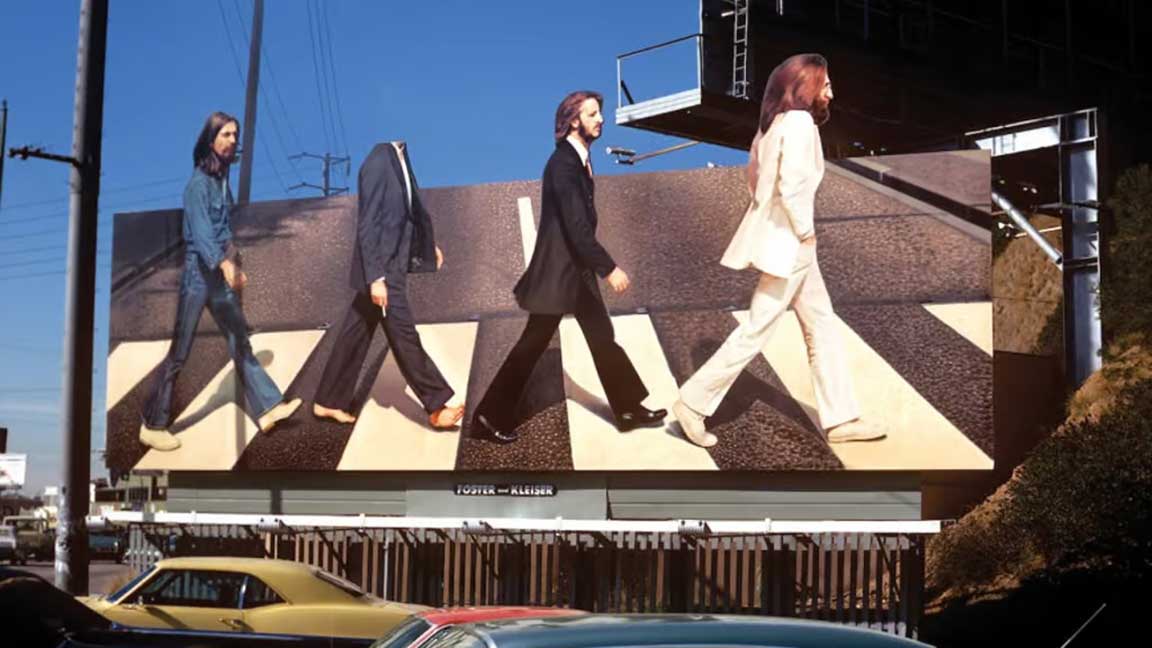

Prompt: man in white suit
[{"left": 673, "top": 53, "right": 885, "bottom": 448}]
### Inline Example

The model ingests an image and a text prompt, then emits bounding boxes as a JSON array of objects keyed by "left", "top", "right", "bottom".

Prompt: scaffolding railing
[{"left": 616, "top": 34, "right": 705, "bottom": 111}]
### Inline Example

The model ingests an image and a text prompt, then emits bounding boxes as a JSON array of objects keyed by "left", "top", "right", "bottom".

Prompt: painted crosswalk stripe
[
  {"left": 105, "top": 339, "right": 174, "bottom": 410},
  {"left": 922, "top": 301, "right": 993, "bottom": 356},
  {"left": 338, "top": 322, "right": 478, "bottom": 471},
  {"left": 134, "top": 330, "right": 325, "bottom": 471},
  {"left": 743, "top": 310, "right": 993, "bottom": 470},
  {"left": 561, "top": 313, "right": 718, "bottom": 470}
]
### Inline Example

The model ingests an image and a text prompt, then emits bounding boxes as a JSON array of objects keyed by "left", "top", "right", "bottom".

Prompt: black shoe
[
  {"left": 616, "top": 406, "right": 667, "bottom": 432},
  {"left": 471, "top": 412, "right": 519, "bottom": 444}
]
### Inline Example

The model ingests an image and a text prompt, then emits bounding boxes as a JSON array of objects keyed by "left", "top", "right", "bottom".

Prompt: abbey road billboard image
[{"left": 105, "top": 148, "right": 992, "bottom": 475}]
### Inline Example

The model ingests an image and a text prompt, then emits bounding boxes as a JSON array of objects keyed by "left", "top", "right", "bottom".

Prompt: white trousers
[{"left": 679, "top": 243, "right": 859, "bottom": 430}]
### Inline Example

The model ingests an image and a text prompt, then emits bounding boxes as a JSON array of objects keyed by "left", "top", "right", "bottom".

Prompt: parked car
[
  {"left": 0, "top": 525, "right": 24, "bottom": 564},
  {"left": 88, "top": 531, "right": 126, "bottom": 562},
  {"left": 416, "top": 614, "right": 933, "bottom": 648},
  {"left": 370, "top": 606, "right": 586, "bottom": 648},
  {"left": 78, "top": 557, "right": 428, "bottom": 640},
  {"left": 1, "top": 565, "right": 373, "bottom": 648},
  {"left": 3, "top": 515, "right": 54, "bottom": 561},
  {"left": 57, "top": 626, "right": 375, "bottom": 647}
]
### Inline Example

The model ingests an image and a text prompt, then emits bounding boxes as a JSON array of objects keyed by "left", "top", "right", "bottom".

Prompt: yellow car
[{"left": 79, "top": 556, "right": 427, "bottom": 640}]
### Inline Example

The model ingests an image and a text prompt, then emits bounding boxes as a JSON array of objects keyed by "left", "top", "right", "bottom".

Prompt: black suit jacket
[
  {"left": 349, "top": 142, "right": 438, "bottom": 291},
  {"left": 513, "top": 140, "right": 616, "bottom": 314}
]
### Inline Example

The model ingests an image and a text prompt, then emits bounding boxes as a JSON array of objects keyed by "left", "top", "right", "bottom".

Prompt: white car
[{"left": 0, "top": 526, "right": 22, "bottom": 564}]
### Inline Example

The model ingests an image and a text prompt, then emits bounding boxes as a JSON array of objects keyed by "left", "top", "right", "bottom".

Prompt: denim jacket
[{"left": 182, "top": 169, "right": 234, "bottom": 268}]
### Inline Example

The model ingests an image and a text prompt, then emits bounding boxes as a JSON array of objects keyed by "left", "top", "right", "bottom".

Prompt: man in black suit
[
  {"left": 471, "top": 90, "right": 666, "bottom": 443},
  {"left": 312, "top": 141, "right": 464, "bottom": 430}
]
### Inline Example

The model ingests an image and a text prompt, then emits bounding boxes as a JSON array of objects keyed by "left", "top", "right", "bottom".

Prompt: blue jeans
[{"left": 142, "top": 254, "right": 283, "bottom": 429}]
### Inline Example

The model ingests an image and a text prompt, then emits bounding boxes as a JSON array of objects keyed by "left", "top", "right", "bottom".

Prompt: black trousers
[
  {"left": 476, "top": 284, "right": 648, "bottom": 430},
  {"left": 314, "top": 281, "right": 453, "bottom": 414}
]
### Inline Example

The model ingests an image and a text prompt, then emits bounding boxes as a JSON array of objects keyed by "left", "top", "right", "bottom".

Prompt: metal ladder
[{"left": 732, "top": 0, "right": 750, "bottom": 98}]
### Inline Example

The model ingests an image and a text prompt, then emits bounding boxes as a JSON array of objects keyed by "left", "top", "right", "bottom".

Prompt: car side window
[
  {"left": 242, "top": 575, "right": 285, "bottom": 609},
  {"left": 132, "top": 569, "right": 245, "bottom": 609}
]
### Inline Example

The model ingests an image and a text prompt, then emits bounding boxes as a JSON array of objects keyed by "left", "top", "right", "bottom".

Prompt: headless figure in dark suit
[
  {"left": 313, "top": 142, "right": 461, "bottom": 428},
  {"left": 472, "top": 95, "right": 665, "bottom": 442}
]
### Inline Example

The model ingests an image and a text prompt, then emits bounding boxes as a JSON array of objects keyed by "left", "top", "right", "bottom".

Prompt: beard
[
  {"left": 214, "top": 147, "right": 237, "bottom": 168},
  {"left": 812, "top": 97, "right": 831, "bottom": 125},
  {"left": 578, "top": 121, "right": 601, "bottom": 142}
]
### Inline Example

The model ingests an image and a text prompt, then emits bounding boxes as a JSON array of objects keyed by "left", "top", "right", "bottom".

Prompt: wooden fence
[{"left": 125, "top": 523, "right": 924, "bottom": 637}]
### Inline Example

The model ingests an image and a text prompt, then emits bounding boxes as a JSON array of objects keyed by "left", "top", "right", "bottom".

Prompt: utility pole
[
  {"left": 0, "top": 100, "right": 8, "bottom": 211},
  {"left": 237, "top": 0, "right": 264, "bottom": 205},
  {"left": 4, "top": 0, "right": 102, "bottom": 592},
  {"left": 289, "top": 151, "right": 349, "bottom": 196},
  {"left": 59, "top": 0, "right": 107, "bottom": 594}
]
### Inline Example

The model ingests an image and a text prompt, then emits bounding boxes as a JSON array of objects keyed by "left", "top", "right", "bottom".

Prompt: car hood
[{"left": 76, "top": 594, "right": 115, "bottom": 613}]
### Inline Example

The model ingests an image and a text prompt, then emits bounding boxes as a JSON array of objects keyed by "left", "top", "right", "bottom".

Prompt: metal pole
[
  {"left": 322, "top": 153, "right": 330, "bottom": 196},
  {"left": 237, "top": 0, "right": 264, "bottom": 204},
  {"left": 56, "top": 0, "right": 108, "bottom": 594},
  {"left": 991, "top": 191, "right": 1063, "bottom": 267},
  {"left": 0, "top": 100, "right": 7, "bottom": 210}
]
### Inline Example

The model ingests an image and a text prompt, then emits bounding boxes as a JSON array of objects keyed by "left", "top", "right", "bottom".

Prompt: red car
[{"left": 371, "top": 606, "right": 586, "bottom": 648}]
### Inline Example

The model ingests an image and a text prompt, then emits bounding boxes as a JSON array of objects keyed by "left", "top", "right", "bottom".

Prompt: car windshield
[
  {"left": 109, "top": 565, "right": 155, "bottom": 602},
  {"left": 369, "top": 615, "right": 432, "bottom": 648},
  {"left": 0, "top": 528, "right": 14, "bottom": 538},
  {"left": 312, "top": 567, "right": 369, "bottom": 599},
  {"left": 421, "top": 627, "right": 485, "bottom": 648}
]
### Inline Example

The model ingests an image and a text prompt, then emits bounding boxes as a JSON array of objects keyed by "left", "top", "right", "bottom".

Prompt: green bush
[
  {"left": 1101, "top": 164, "right": 1152, "bottom": 343},
  {"left": 1002, "top": 378, "right": 1152, "bottom": 577}
]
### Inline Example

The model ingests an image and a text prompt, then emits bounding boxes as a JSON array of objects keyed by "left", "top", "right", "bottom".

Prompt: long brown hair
[
  {"left": 757, "top": 54, "right": 829, "bottom": 133},
  {"left": 193, "top": 111, "right": 239, "bottom": 177},
  {"left": 554, "top": 90, "right": 603, "bottom": 142}
]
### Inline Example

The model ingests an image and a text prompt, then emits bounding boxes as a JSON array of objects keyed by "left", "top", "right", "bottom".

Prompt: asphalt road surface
[{"left": 13, "top": 560, "right": 135, "bottom": 596}]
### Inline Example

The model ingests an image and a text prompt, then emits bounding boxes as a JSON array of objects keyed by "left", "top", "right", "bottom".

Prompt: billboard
[
  {"left": 106, "top": 149, "right": 991, "bottom": 475},
  {"left": 0, "top": 454, "right": 27, "bottom": 489}
]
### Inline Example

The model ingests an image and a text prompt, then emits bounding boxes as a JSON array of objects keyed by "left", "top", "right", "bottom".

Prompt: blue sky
[{"left": 0, "top": 1, "right": 748, "bottom": 493}]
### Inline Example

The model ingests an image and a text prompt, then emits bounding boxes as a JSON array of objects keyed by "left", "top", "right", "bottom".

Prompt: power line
[
  {"left": 0, "top": 176, "right": 185, "bottom": 219},
  {"left": 0, "top": 386, "right": 62, "bottom": 393},
  {"left": 1, "top": 243, "right": 65, "bottom": 257},
  {"left": 259, "top": 35, "right": 306, "bottom": 156},
  {"left": 305, "top": 0, "right": 335, "bottom": 153},
  {"left": 319, "top": 1, "right": 349, "bottom": 156},
  {"left": 217, "top": 0, "right": 289, "bottom": 196},
  {"left": 231, "top": 0, "right": 303, "bottom": 189},
  {"left": 0, "top": 250, "right": 109, "bottom": 271},
  {"left": 0, "top": 257, "right": 61, "bottom": 271}
]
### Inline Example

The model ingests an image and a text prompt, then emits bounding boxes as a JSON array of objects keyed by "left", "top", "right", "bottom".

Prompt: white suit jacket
[{"left": 720, "top": 109, "right": 824, "bottom": 278}]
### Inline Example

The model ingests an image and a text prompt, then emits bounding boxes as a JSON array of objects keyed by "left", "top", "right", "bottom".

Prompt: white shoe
[
  {"left": 673, "top": 400, "right": 718, "bottom": 448},
  {"left": 139, "top": 425, "right": 181, "bottom": 451},
  {"left": 826, "top": 419, "right": 886, "bottom": 444},
  {"left": 259, "top": 398, "right": 302, "bottom": 432}
]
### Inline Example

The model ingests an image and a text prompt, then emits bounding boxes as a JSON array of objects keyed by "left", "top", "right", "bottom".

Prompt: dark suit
[
  {"left": 314, "top": 143, "right": 453, "bottom": 415},
  {"left": 475, "top": 139, "right": 648, "bottom": 432}
]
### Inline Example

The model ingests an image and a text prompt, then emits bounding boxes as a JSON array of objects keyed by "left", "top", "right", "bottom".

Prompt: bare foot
[
  {"left": 312, "top": 403, "right": 357, "bottom": 424},
  {"left": 258, "top": 398, "right": 302, "bottom": 432},
  {"left": 429, "top": 404, "right": 465, "bottom": 430}
]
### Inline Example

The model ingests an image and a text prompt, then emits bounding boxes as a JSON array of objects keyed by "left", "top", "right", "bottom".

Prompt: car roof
[
  {"left": 420, "top": 606, "right": 585, "bottom": 625},
  {"left": 466, "top": 614, "right": 930, "bottom": 648}
]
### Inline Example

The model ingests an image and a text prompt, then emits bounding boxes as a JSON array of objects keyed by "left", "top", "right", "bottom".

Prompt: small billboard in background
[{"left": 0, "top": 454, "right": 27, "bottom": 489}]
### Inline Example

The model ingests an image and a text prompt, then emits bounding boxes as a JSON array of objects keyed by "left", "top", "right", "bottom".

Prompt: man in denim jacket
[{"left": 139, "top": 112, "right": 300, "bottom": 451}]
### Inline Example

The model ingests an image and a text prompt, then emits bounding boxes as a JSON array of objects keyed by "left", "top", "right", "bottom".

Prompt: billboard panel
[
  {"left": 106, "top": 149, "right": 991, "bottom": 474},
  {"left": 0, "top": 454, "right": 27, "bottom": 489}
]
